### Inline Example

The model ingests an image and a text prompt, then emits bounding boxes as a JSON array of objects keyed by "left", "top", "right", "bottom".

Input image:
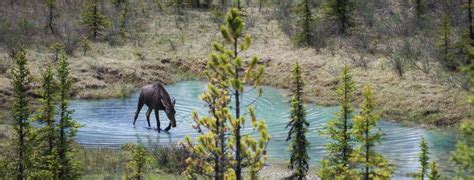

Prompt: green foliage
[
  {"left": 56, "top": 52, "right": 82, "bottom": 179},
  {"left": 319, "top": 65, "right": 355, "bottom": 177},
  {"left": 419, "top": 137, "right": 429, "bottom": 179},
  {"left": 324, "top": 0, "right": 354, "bottom": 35},
  {"left": 50, "top": 42, "right": 64, "bottom": 62},
  {"left": 31, "top": 65, "right": 59, "bottom": 178},
  {"left": 44, "top": 0, "right": 58, "bottom": 34},
  {"left": 293, "top": 0, "right": 315, "bottom": 47},
  {"left": 183, "top": 8, "right": 270, "bottom": 180},
  {"left": 149, "top": 144, "right": 190, "bottom": 174},
  {"left": 173, "top": 0, "right": 187, "bottom": 30},
  {"left": 122, "top": 144, "right": 153, "bottom": 180},
  {"left": 80, "top": 36, "right": 91, "bottom": 56},
  {"left": 220, "top": 8, "right": 269, "bottom": 180},
  {"left": 414, "top": 0, "right": 425, "bottom": 19},
  {"left": 119, "top": 0, "right": 130, "bottom": 39},
  {"left": 80, "top": 0, "right": 111, "bottom": 39},
  {"left": 351, "top": 85, "right": 393, "bottom": 179},
  {"left": 437, "top": 13, "right": 457, "bottom": 71},
  {"left": 317, "top": 159, "right": 331, "bottom": 180},
  {"left": 286, "top": 61, "right": 310, "bottom": 179},
  {"left": 451, "top": 43, "right": 474, "bottom": 179},
  {"left": 452, "top": 120, "right": 474, "bottom": 179},
  {"left": 429, "top": 161, "right": 441, "bottom": 180},
  {"left": 10, "top": 47, "right": 33, "bottom": 179}
]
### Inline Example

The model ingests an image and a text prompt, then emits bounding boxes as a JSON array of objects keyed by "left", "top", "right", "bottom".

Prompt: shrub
[{"left": 149, "top": 144, "right": 190, "bottom": 174}]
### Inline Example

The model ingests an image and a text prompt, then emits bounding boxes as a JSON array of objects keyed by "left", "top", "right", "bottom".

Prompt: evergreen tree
[
  {"left": 452, "top": 46, "right": 474, "bottom": 179},
  {"left": 469, "top": 0, "right": 474, "bottom": 40},
  {"left": 437, "top": 13, "right": 456, "bottom": 71},
  {"left": 286, "top": 61, "right": 310, "bottom": 179},
  {"left": 452, "top": 119, "right": 474, "bottom": 179},
  {"left": 31, "top": 65, "right": 59, "bottom": 178},
  {"left": 173, "top": 0, "right": 187, "bottom": 30},
  {"left": 351, "top": 85, "right": 393, "bottom": 180},
  {"left": 414, "top": 0, "right": 425, "bottom": 20},
  {"left": 317, "top": 159, "right": 332, "bottom": 180},
  {"left": 419, "top": 137, "right": 429, "bottom": 179},
  {"left": 44, "top": 0, "right": 58, "bottom": 34},
  {"left": 234, "top": 0, "right": 241, "bottom": 9},
  {"left": 56, "top": 52, "right": 82, "bottom": 179},
  {"left": 10, "top": 47, "right": 33, "bottom": 179},
  {"left": 293, "top": 0, "right": 314, "bottom": 47},
  {"left": 418, "top": 137, "right": 430, "bottom": 179},
  {"left": 319, "top": 65, "right": 355, "bottom": 178},
  {"left": 325, "top": 0, "right": 354, "bottom": 35},
  {"left": 428, "top": 161, "right": 441, "bottom": 180},
  {"left": 219, "top": 8, "right": 268, "bottom": 180},
  {"left": 183, "top": 8, "right": 270, "bottom": 180},
  {"left": 123, "top": 144, "right": 152, "bottom": 180},
  {"left": 80, "top": 0, "right": 111, "bottom": 39},
  {"left": 119, "top": 0, "right": 130, "bottom": 38}
]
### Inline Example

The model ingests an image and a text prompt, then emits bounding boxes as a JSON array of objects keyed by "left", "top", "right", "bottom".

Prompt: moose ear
[
  {"left": 161, "top": 99, "right": 169, "bottom": 108},
  {"left": 172, "top": 97, "right": 176, "bottom": 105}
]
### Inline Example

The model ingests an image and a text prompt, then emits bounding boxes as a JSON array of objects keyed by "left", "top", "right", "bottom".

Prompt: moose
[{"left": 133, "top": 83, "right": 177, "bottom": 132}]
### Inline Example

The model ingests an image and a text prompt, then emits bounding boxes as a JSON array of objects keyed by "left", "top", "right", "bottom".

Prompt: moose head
[{"left": 162, "top": 97, "right": 177, "bottom": 131}]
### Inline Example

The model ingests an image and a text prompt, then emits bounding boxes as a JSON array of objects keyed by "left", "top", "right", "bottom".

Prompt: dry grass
[{"left": 0, "top": 8, "right": 470, "bottom": 127}]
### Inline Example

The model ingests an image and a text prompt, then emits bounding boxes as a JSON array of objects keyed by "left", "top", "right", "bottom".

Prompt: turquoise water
[{"left": 70, "top": 81, "right": 457, "bottom": 178}]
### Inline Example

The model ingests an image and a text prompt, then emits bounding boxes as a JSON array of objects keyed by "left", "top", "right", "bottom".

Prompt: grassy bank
[
  {"left": 77, "top": 146, "right": 185, "bottom": 179},
  {"left": 76, "top": 145, "right": 309, "bottom": 179},
  {"left": 0, "top": 8, "right": 469, "bottom": 128}
]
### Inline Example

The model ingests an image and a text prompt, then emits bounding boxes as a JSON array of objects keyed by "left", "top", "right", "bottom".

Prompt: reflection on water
[{"left": 70, "top": 81, "right": 457, "bottom": 178}]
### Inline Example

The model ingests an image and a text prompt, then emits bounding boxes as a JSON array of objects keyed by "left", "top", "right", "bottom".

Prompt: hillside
[{"left": 0, "top": 2, "right": 470, "bottom": 127}]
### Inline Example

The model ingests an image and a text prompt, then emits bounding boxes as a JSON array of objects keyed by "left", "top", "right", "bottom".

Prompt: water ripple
[{"left": 70, "top": 81, "right": 457, "bottom": 178}]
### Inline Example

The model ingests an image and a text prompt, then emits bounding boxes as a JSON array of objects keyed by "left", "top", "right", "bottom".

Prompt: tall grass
[
  {"left": 77, "top": 144, "right": 190, "bottom": 178},
  {"left": 77, "top": 84, "right": 135, "bottom": 99},
  {"left": 149, "top": 144, "right": 191, "bottom": 175}
]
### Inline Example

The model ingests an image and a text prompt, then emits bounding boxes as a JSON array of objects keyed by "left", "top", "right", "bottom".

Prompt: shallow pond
[{"left": 70, "top": 81, "right": 457, "bottom": 178}]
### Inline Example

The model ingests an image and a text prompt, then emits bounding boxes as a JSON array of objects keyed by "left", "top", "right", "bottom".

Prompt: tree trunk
[
  {"left": 234, "top": 37, "right": 242, "bottom": 180},
  {"left": 470, "top": 0, "right": 473, "bottom": 40}
]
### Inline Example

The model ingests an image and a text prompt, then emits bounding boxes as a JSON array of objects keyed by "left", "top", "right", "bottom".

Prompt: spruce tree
[
  {"left": 452, "top": 119, "right": 474, "bottom": 179},
  {"left": 469, "top": 0, "right": 474, "bottom": 40},
  {"left": 219, "top": 8, "right": 268, "bottom": 180},
  {"left": 286, "top": 61, "right": 310, "bottom": 179},
  {"left": 437, "top": 13, "right": 456, "bottom": 71},
  {"left": 56, "top": 52, "right": 82, "bottom": 179},
  {"left": 233, "top": 0, "right": 241, "bottom": 9},
  {"left": 119, "top": 0, "right": 130, "bottom": 39},
  {"left": 320, "top": 65, "right": 355, "bottom": 177},
  {"left": 428, "top": 161, "right": 441, "bottom": 180},
  {"left": 182, "top": 54, "right": 234, "bottom": 179},
  {"left": 44, "top": 0, "right": 58, "bottom": 34},
  {"left": 10, "top": 47, "right": 33, "bottom": 179},
  {"left": 173, "top": 0, "right": 187, "bottom": 30},
  {"left": 32, "top": 65, "right": 59, "bottom": 178},
  {"left": 414, "top": 0, "right": 425, "bottom": 20},
  {"left": 325, "top": 0, "right": 354, "bottom": 35},
  {"left": 419, "top": 137, "right": 429, "bottom": 179},
  {"left": 80, "top": 0, "right": 111, "bottom": 39},
  {"left": 351, "top": 85, "right": 393, "bottom": 180},
  {"left": 293, "top": 0, "right": 314, "bottom": 47},
  {"left": 183, "top": 8, "right": 270, "bottom": 180},
  {"left": 123, "top": 144, "right": 151, "bottom": 180}
]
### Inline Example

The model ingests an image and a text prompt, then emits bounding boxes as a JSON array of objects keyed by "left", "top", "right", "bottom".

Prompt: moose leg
[
  {"left": 133, "top": 95, "right": 145, "bottom": 126},
  {"left": 145, "top": 108, "right": 152, "bottom": 127},
  {"left": 164, "top": 123, "right": 172, "bottom": 132},
  {"left": 155, "top": 110, "right": 161, "bottom": 133}
]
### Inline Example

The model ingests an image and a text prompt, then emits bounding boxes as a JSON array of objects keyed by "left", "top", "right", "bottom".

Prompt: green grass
[
  {"left": 77, "top": 144, "right": 190, "bottom": 179},
  {"left": 76, "top": 84, "right": 135, "bottom": 99}
]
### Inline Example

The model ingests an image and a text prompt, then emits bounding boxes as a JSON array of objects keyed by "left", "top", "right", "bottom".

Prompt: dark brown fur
[{"left": 133, "top": 83, "right": 176, "bottom": 132}]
